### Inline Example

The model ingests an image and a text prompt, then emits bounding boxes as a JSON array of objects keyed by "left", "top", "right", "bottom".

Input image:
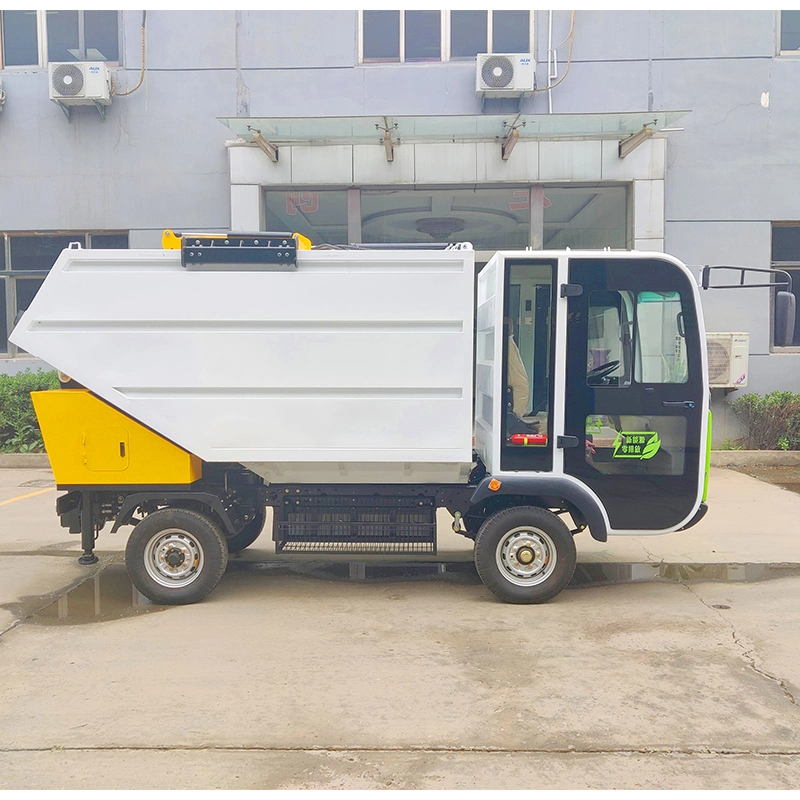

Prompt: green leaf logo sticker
[
  {"left": 641, "top": 432, "right": 661, "bottom": 460},
  {"left": 612, "top": 431, "right": 662, "bottom": 460}
]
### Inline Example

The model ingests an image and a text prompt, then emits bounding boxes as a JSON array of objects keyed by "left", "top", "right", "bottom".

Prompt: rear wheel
[
  {"left": 126, "top": 508, "right": 228, "bottom": 605},
  {"left": 474, "top": 506, "right": 576, "bottom": 604}
]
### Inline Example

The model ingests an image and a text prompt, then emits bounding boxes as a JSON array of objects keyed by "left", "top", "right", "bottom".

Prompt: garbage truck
[{"left": 10, "top": 232, "right": 792, "bottom": 606}]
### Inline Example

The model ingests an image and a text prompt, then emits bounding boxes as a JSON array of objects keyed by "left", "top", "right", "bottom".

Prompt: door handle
[{"left": 661, "top": 400, "right": 696, "bottom": 409}]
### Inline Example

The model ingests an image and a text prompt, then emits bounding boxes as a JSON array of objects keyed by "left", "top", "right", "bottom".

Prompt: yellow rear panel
[{"left": 32, "top": 390, "right": 202, "bottom": 486}]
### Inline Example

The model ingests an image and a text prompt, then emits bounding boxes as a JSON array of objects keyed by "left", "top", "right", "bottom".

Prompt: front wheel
[
  {"left": 126, "top": 508, "right": 228, "bottom": 605},
  {"left": 474, "top": 506, "right": 576, "bottom": 604}
]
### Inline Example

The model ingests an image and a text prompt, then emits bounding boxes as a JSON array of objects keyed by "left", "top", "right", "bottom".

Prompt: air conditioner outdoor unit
[
  {"left": 706, "top": 332, "right": 750, "bottom": 389},
  {"left": 49, "top": 62, "right": 111, "bottom": 107},
  {"left": 476, "top": 53, "right": 535, "bottom": 98}
]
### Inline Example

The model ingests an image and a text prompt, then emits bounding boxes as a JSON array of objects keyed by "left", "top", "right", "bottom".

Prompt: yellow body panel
[{"left": 32, "top": 390, "right": 202, "bottom": 486}]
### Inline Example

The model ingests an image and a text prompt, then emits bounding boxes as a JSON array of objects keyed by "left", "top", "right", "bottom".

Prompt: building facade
[{"left": 1, "top": 10, "right": 799, "bottom": 443}]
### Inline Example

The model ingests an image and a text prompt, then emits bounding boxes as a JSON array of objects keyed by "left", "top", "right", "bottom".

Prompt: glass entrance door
[{"left": 563, "top": 257, "right": 705, "bottom": 530}]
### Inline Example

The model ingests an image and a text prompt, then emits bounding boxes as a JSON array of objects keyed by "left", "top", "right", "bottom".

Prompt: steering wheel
[{"left": 587, "top": 360, "right": 621, "bottom": 382}]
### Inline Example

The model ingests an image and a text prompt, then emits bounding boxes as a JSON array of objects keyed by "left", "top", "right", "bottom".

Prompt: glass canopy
[{"left": 219, "top": 111, "right": 689, "bottom": 145}]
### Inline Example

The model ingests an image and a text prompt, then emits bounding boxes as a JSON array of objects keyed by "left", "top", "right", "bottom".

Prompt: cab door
[{"left": 562, "top": 256, "right": 706, "bottom": 531}]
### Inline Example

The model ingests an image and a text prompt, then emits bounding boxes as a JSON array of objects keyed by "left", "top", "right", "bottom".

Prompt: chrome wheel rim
[
  {"left": 495, "top": 526, "right": 557, "bottom": 587},
  {"left": 143, "top": 528, "right": 204, "bottom": 588}
]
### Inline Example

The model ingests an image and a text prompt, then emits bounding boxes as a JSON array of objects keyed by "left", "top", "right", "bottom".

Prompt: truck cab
[{"left": 475, "top": 250, "right": 708, "bottom": 536}]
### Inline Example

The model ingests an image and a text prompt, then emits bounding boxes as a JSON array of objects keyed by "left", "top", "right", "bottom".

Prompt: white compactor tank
[{"left": 11, "top": 242, "right": 476, "bottom": 484}]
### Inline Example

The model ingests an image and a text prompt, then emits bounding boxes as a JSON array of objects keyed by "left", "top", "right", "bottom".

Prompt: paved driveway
[{"left": 1, "top": 466, "right": 799, "bottom": 789}]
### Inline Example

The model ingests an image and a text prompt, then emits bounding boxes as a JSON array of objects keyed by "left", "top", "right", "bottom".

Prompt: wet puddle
[
  {"left": 569, "top": 561, "right": 800, "bottom": 587},
  {"left": 28, "top": 564, "right": 167, "bottom": 626},
  {"left": 22, "top": 560, "right": 800, "bottom": 626},
  {"left": 18, "top": 478, "right": 56, "bottom": 488}
]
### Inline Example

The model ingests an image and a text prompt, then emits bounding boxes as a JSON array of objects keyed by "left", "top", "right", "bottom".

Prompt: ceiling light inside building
[{"left": 415, "top": 217, "right": 466, "bottom": 239}]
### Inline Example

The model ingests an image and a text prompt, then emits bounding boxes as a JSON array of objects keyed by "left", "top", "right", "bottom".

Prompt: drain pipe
[
  {"left": 547, "top": 11, "right": 554, "bottom": 113},
  {"left": 538, "top": 11, "right": 577, "bottom": 112}
]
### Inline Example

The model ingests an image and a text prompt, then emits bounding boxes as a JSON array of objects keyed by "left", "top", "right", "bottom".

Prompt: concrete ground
[{"left": 1, "top": 465, "right": 799, "bottom": 789}]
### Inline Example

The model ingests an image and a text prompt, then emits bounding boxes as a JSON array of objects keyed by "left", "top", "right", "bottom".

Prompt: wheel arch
[
  {"left": 111, "top": 491, "right": 239, "bottom": 537},
  {"left": 467, "top": 475, "right": 608, "bottom": 542}
]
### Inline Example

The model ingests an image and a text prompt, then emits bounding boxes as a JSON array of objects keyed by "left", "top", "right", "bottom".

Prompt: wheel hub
[
  {"left": 496, "top": 527, "right": 557, "bottom": 587},
  {"left": 144, "top": 529, "right": 205, "bottom": 588},
  {"left": 165, "top": 548, "right": 186, "bottom": 568}
]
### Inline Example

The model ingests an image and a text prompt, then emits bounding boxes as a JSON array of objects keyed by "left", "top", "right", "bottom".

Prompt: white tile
[
  {"left": 230, "top": 184, "right": 262, "bottom": 232},
  {"left": 634, "top": 238, "right": 665, "bottom": 252},
  {"left": 539, "top": 141, "right": 602, "bottom": 181},
  {"left": 601, "top": 137, "right": 666, "bottom": 181},
  {"left": 634, "top": 179, "right": 665, "bottom": 240},
  {"left": 292, "top": 145, "right": 353, "bottom": 184},
  {"left": 353, "top": 143, "right": 415, "bottom": 184},
  {"left": 414, "top": 143, "right": 477, "bottom": 183},
  {"left": 476, "top": 141, "right": 539, "bottom": 182},
  {"left": 229, "top": 144, "right": 291, "bottom": 185}
]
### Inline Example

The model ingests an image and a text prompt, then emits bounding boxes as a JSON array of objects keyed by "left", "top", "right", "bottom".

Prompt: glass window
[
  {"left": 772, "top": 224, "right": 800, "bottom": 346},
  {"left": 543, "top": 186, "right": 628, "bottom": 249},
  {"left": 84, "top": 10, "right": 118, "bottom": 62},
  {"left": 0, "top": 279, "right": 6, "bottom": 354},
  {"left": 47, "top": 10, "right": 80, "bottom": 62},
  {"left": 451, "top": 10, "right": 487, "bottom": 58},
  {"left": 405, "top": 11, "right": 441, "bottom": 61},
  {"left": 585, "top": 415, "right": 687, "bottom": 476},
  {"left": 772, "top": 224, "right": 800, "bottom": 262},
  {"left": 586, "top": 290, "right": 688, "bottom": 386},
  {"left": 15, "top": 277, "right": 45, "bottom": 320},
  {"left": 89, "top": 233, "right": 128, "bottom": 249},
  {"left": 1, "top": 231, "right": 128, "bottom": 358},
  {"left": 493, "top": 10, "right": 530, "bottom": 53},
  {"left": 363, "top": 10, "right": 400, "bottom": 61},
  {"left": 635, "top": 291, "right": 688, "bottom": 384},
  {"left": 265, "top": 190, "right": 349, "bottom": 246},
  {"left": 2, "top": 10, "right": 38, "bottom": 66},
  {"left": 501, "top": 260, "right": 555, "bottom": 472},
  {"left": 587, "top": 291, "right": 633, "bottom": 388},
  {"left": 46, "top": 10, "right": 118, "bottom": 63},
  {"left": 781, "top": 10, "right": 800, "bottom": 51},
  {"left": 10, "top": 235, "right": 78, "bottom": 272},
  {"left": 361, "top": 187, "right": 530, "bottom": 249}
]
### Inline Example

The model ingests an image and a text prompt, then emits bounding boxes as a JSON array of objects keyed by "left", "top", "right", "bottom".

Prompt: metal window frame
[
  {"left": 0, "top": 10, "right": 42, "bottom": 69},
  {"left": 446, "top": 10, "right": 534, "bottom": 62},
  {"left": 359, "top": 10, "right": 533, "bottom": 64},
  {"left": 778, "top": 9, "right": 800, "bottom": 57},
  {"left": 770, "top": 222, "right": 800, "bottom": 350},
  {"left": 0, "top": 10, "right": 122, "bottom": 71},
  {"left": 1, "top": 230, "right": 129, "bottom": 359}
]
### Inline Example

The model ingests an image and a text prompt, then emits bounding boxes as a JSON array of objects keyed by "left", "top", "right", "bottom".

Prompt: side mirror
[{"left": 775, "top": 290, "right": 796, "bottom": 347}]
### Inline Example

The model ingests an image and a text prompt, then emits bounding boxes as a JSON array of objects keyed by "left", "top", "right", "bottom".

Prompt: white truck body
[{"left": 11, "top": 246, "right": 476, "bottom": 484}]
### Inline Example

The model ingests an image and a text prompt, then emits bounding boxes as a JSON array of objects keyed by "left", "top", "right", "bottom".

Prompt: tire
[
  {"left": 125, "top": 508, "right": 229, "bottom": 605},
  {"left": 225, "top": 508, "right": 266, "bottom": 553},
  {"left": 474, "top": 506, "right": 576, "bottom": 604}
]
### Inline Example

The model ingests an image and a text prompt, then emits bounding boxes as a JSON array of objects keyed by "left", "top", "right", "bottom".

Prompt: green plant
[
  {"left": 720, "top": 438, "right": 744, "bottom": 451},
  {"left": 729, "top": 391, "right": 800, "bottom": 451},
  {"left": 0, "top": 370, "right": 59, "bottom": 453}
]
